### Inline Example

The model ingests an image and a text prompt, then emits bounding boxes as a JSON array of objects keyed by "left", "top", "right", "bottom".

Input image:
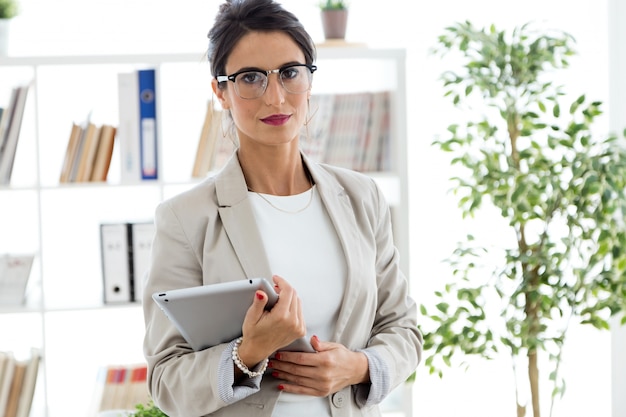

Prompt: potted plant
[
  {"left": 0, "top": 0, "right": 18, "bottom": 55},
  {"left": 319, "top": 0, "right": 348, "bottom": 40},
  {"left": 419, "top": 21, "right": 626, "bottom": 417}
]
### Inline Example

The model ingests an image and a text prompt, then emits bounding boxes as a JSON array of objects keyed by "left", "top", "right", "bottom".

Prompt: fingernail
[
  {"left": 268, "top": 361, "right": 274, "bottom": 368},
  {"left": 275, "top": 353, "right": 281, "bottom": 360},
  {"left": 278, "top": 384, "right": 285, "bottom": 391},
  {"left": 272, "top": 371, "right": 279, "bottom": 378},
  {"left": 313, "top": 335, "right": 319, "bottom": 342},
  {"left": 256, "top": 292, "right": 264, "bottom": 300}
]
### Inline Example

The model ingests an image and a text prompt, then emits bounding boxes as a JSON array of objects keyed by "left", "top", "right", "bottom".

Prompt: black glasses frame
[{"left": 216, "top": 64, "right": 317, "bottom": 99}]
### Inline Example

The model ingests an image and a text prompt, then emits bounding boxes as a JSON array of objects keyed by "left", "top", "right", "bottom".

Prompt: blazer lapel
[
  {"left": 304, "top": 155, "right": 364, "bottom": 341},
  {"left": 215, "top": 155, "right": 273, "bottom": 280}
]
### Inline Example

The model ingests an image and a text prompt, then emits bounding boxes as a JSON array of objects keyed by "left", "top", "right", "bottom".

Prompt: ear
[{"left": 212, "top": 78, "right": 231, "bottom": 110}]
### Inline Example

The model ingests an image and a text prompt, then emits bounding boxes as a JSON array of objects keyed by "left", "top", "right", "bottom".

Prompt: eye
[
  {"left": 280, "top": 66, "right": 301, "bottom": 80},
  {"left": 238, "top": 71, "right": 265, "bottom": 85}
]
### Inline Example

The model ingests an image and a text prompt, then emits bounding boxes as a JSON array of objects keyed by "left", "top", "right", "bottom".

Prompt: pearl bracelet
[{"left": 232, "top": 336, "right": 269, "bottom": 378}]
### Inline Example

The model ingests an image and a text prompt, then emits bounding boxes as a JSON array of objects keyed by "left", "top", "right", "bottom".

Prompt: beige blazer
[{"left": 142, "top": 153, "right": 422, "bottom": 417}]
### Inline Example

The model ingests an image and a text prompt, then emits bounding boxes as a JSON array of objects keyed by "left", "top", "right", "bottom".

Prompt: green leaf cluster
[
  {"left": 0, "top": 0, "right": 18, "bottom": 19},
  {"left": 131, "top": 401, "right": 168, "bottom": 417},
  {"left": 421, "top": 20, "right": 626, "bottom": 417},
  {"left": 319, "top": 0, "right": 347, "bottom": 10}
]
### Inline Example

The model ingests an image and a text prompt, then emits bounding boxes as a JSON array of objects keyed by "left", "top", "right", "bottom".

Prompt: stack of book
[
  {"left": 59, "top": 120, "right": 117, "bottom": 183},
  {"left": 89, "top": 363, "right": 150, "bottom": 415},
  {"left": 0, "top": 348, "right": 41, "bottom": 417},
  {"left": 0, "top": 254, "right": 35, "bottom": 307},
  {"left": 0, "top": 84, "right": 31, "bottom": 186},
  {"left": 301, "top": 90, "right": 391, "bottom": 172}
]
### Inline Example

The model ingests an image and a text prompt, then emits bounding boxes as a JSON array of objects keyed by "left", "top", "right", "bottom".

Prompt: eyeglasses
[{"left": 216, "top": 64, "right": 317, "bottom": 100}]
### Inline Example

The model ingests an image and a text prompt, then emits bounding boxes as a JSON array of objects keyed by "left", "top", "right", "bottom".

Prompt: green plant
[
  {"left": 0, "top": 0, "right": 18, "bottom": 19},
  {"left": 319, "top": 0, "right": 347, "bottom": 10},
  {"left": 131, "top": 400, "right": 168, "bottom": 417},
  {"left": 419, "top": 21, "right": 626, "bottom": 417}
]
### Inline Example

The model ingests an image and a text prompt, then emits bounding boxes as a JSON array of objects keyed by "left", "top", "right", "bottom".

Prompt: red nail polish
[
  {"left": 278, "top": 384, "right": 285, "bottom": 391},
  {"left": 257, "top": 292, "right": 264, "bottom": 300},
  {"left": 268, "top": 361, "right": 274, "bottom": 368},
  {"left": 275, "top": 353, "right": 281, "bottom": 360},
  {"left": 272, "top": 371, "right": 279, "bottom": 378}
]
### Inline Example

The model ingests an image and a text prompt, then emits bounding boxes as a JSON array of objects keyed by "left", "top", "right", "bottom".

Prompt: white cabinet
[{"left": 0, "top": 46, "right": 409, "bottom": 417}]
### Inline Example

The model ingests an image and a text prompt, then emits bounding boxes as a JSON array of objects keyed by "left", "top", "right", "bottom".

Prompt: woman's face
[{"left": 213, "top": 31, "right": 311, "bottom": 149}]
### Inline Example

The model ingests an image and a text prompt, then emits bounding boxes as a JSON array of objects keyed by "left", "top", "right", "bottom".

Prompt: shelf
[{"left": 0, "top": 47, "right": 409, "bottom": 417}]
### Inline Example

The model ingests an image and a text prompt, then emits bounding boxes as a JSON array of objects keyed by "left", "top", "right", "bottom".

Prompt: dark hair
[{"left": 207, "top": 0, "right": 316, "bottom": 86}]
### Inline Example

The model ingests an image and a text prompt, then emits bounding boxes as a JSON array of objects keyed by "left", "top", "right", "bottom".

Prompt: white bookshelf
[{"left": 0, "top": 46, "right": 409, "bottom": 417}]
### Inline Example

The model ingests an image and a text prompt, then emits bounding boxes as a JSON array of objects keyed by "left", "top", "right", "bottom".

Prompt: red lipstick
[{"left": 261, "top": 114, "right": 290, "bottom": 126}]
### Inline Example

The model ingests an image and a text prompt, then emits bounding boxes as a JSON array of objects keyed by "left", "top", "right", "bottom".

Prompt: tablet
[{"left": 152, "top": 278, "right": 315, "bottom": 353}]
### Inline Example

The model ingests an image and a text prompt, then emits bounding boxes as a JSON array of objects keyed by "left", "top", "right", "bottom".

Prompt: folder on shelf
[
  {"left": 129, "top": 221, "right": 155, "bottom": 303},
  {"left": 138, "top": 69, "right": 158, "bottom": 180},
  {"left": 100, "top": 223, "right": 133, "bottom": 303},
  {"left": 117, "top": 72, "right": 142, "bottom": 183}
]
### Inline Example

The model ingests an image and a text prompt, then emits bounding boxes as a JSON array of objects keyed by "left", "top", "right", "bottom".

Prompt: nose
[{"left": 263, "top": 72, "right": 285, "bottom": 106}]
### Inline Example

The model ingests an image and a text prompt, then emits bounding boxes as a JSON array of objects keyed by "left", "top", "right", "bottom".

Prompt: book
[
  {"left": 0, "top": 84, "right": 30, "bottom": 185},
  {"left": 138, "top": 69, "right": 158, "bottom": 180},
  {"left": 90, "top": 363, "right": 149, "bottom": 413},
  {"left": 100, "top": 223, "right": 133, "bottom": 304},
  {"left": 0, "top": 90, "right": 17, "bottom": 166},
  {"left": 59, "top": 123, "right": 83, "bottom": 183},
  {"left": 67, "top": 114, "right": 93, "bottom": 182},
  {"left": 360, "top": 91, "right": 390, "bottom": 172},
  {"left": 15, "top": 348, "right": 41, "bottom": 417},
  {"left": 90, "top": 124, "right": 117, "bottom": 182},
  {"left": 300, "top": 93, "right": 335, "bottom": 163},
  {"left": 0, "top": 351, "right": 16, "bottom": 416},
  {"left": 75, "top": 123, "right": 101, "bottom": 182},
  {"left": 0, "top": 254, "right": 35, "bottom": 306},
  {"left": 4, "top": 359, "right": 26, "bottom": 417},
  {"left": 324, "top": 92, "right": 371, "bottom": 170},
  {"left": 191, "top": 102, "right": 221, "bottom": 178},
  {"left": 117, "top": 72, "right": 142, "bottom": 183}
]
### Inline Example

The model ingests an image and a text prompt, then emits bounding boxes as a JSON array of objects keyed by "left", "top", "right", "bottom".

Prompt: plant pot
[
  {"left": 321, "top": 9, "right": 348, "bottom": 40},
  {"left": 0, "top": 19, "right": 11, "bottom": 56}
]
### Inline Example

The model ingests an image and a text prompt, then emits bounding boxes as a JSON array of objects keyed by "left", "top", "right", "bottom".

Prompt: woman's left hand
[{"left": 269, "top": 336, "right": 370, "bottom": 396}]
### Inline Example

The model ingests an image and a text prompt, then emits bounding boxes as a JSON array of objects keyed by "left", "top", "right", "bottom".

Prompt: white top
[{"left": 248, "top": 185, "right": 347, "bottom": 416}]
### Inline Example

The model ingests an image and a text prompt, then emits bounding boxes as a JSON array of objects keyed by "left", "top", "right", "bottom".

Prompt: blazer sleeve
[
  {"left": 355, "top": 180, "right": 423, "bottom": 404},
  {"left": 142, "top": 200, "right": 256, "bottom": 416}
]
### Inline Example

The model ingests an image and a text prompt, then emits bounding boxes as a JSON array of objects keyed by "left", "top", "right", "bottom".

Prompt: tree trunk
[{"left": 528, "top": 349, "right": 540, "bottom": 417}]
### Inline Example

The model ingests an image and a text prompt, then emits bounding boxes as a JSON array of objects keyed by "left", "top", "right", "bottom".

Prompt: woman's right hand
[{"left": 236, "top": 275, "right": 306, "bottom": 369}]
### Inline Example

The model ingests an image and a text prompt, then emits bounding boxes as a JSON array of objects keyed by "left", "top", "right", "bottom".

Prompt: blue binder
[{"left": 138, "top": 69, "right": 158, "bottom": 180}]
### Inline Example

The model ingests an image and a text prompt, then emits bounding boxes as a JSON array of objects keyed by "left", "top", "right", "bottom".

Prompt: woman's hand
[
  {"left": 269, "top": 336, "right": 370, "bottom": 396},
  {"left": 236, "top": 275, "right": 307, "bottom": 371}
]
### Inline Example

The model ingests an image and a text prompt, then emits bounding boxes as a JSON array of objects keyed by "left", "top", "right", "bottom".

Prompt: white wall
[
  {"left": 608, "top": 1, "right": 626, "bottom": 417},
  {"left": 5, "top": 1, "right": 618, "bottom": 416}
]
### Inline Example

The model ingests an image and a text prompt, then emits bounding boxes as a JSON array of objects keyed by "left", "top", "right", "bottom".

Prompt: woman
[{"left": 142, "top": 0, "right": 422, "bottom": 416}]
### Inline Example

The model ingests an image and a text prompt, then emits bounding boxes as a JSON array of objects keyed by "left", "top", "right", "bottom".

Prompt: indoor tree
[{"left": 419, "top": 21, "right": 626, "bottom": 417}]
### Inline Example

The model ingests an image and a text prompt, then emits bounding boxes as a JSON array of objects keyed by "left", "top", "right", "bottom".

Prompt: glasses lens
[
  {"left": 234, "top": 71, "right": 267, "bottom": 99},
  {"left": 280, "top": 65, "right": 312, "bottom": 94}
]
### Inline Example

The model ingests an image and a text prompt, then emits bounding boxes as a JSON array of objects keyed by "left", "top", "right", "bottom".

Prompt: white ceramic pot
[{"left": 0, "top": 18, "right": 11, "bottom": 56}]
